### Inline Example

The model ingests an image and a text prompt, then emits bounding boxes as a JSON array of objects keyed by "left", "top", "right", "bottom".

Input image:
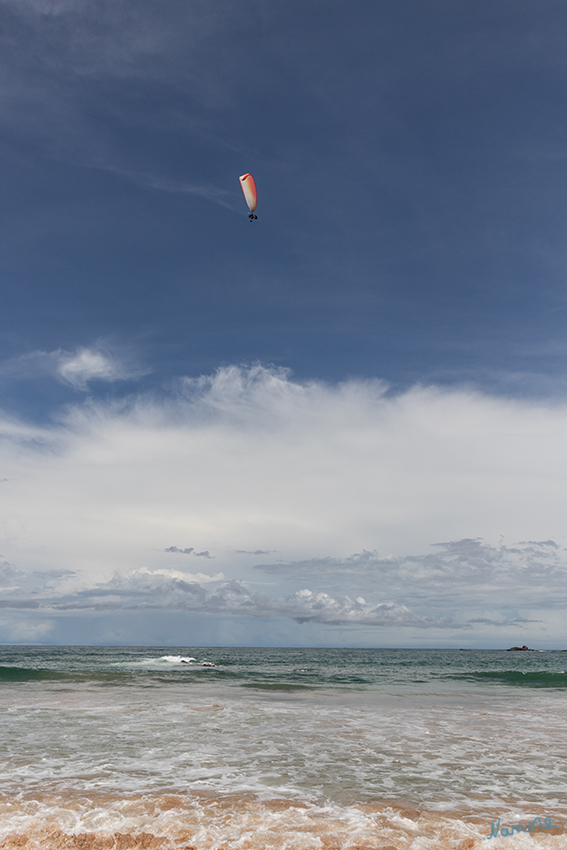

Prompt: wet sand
[{"left": 0, "top": 792, "right": 564, "bottom": 850}]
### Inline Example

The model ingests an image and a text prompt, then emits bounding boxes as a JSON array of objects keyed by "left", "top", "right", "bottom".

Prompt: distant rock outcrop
[{"left": 506, "top": 645, "right": 534, "bottom": 651}]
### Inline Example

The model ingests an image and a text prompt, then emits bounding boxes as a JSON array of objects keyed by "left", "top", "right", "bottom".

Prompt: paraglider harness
[{"left": 249, "top": 213, "right": 258, "bottom": 221}]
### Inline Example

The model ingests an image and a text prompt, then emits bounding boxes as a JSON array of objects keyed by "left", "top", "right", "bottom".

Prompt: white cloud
[
  {"left": 57, "top": 348, "right": 129, "bottom": 389},
  {"left": 0, "top": 345, "right": 147, "bottom": 390},
  {"left": 1, "top": 364, "right": 567, "bottom": 642}
]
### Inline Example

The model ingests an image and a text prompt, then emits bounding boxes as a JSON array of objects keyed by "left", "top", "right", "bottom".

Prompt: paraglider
[{"left": 239, "top": 173, "right": 258, "bottom": 220}]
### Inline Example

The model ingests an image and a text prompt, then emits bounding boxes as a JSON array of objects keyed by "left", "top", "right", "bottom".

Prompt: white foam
[
  {"left": 0, "top": 794, "right": 565, "bottom": 849},
  {"left": 0, "top": 672, "right": 566, "bottom": 825},
  {"left": 158, "top": 655, "right": 197, "bottom": 664}
]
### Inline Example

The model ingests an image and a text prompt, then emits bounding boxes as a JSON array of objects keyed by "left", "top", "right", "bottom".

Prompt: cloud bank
[
  {"left": 1, "top": 363, "right": 567, "bottom": 643},
  {"left": 255, "top": 539, "right": 567, "bottom": 609},
  {"left": 0, "top": 566, "right": 458, "bottom": 628}
]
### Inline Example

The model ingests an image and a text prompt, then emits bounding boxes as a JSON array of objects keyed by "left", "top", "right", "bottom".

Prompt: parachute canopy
[{"left": 239, "top": 173, "right": 257, "bottom": 212}]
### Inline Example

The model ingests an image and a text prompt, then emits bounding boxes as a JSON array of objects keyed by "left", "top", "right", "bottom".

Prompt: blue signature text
[{"left": 487, "top": 816, "right": 558, "bottom": 839}]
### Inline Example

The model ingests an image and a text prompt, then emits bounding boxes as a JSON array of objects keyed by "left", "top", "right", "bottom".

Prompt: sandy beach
[{"left": 2, "top": 791, "right": 565, "bottom": 849}]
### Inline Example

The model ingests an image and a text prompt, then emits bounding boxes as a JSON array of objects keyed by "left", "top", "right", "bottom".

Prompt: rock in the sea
[{"left": 506, "top": 645, "right": 534, "bottom": 651}]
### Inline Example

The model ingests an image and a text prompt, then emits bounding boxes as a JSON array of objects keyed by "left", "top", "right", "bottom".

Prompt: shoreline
[{"left": 0, "top": 791, "right": 564, "bottom": 850}]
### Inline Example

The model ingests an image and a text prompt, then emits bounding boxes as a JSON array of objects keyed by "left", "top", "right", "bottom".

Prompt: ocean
[{"left": 0, "top": 645, "right": 565, "bottom": 849}]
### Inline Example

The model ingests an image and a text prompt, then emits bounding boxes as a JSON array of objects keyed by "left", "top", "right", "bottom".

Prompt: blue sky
[{"left": 1, "top": 0, "right": 567, "bottom": 646}]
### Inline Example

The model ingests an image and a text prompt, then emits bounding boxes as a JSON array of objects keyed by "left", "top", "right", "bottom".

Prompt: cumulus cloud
[
  {"left": 0, "top": 566, "right": 455, "bottom": 628},
  {"left": 268, "top": 590, "right": 449, "bottom": 628},
  {"left": 0, "top": 345, "right": 148, "bottom": 390}
]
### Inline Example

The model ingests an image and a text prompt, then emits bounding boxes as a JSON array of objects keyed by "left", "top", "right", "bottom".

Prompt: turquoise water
[
  {"left": 1, "top": 644, "right": 566, "bottom": 688},
  {"left": 0, "top": 646, "right": 565, "bottom": 848}
]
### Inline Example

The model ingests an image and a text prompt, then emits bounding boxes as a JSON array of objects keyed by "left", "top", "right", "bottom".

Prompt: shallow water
[{"left": 0, "top": 646, "right": 565, "bottom": 848}]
